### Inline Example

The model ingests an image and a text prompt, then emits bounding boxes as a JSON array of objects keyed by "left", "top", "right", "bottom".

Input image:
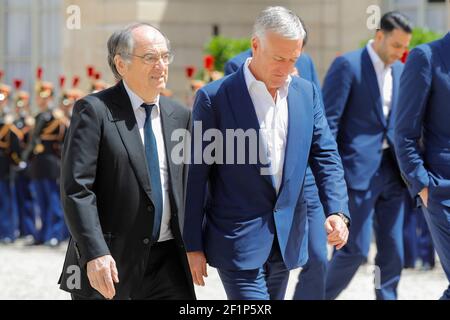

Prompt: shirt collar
[
  {"left": 123, "top": 80, "right": 160, "bottom": 115},
  {"left": 366, "top": 39, "right": 391, "bottom": 71},
  {"left": 243, "top": 57, "right": 291, "bottom": 99}
]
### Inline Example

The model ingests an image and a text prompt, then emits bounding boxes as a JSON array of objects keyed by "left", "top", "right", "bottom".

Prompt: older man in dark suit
[{"left": 58, "top": 23, "right": 195, "bottom": 300}]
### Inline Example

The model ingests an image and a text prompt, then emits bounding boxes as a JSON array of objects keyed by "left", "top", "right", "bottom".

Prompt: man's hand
[
  {"left": 86, "top": 255, "right": 119, "bottom": 300},
  {"left": 187, "top": 251, "right": 208, "bottom": 286},
  {"left": 325, "top": 215, "right": 349, "bottom": 250},
  {"left": 419, "top": 187, "right": 429, "bottom": 208}
]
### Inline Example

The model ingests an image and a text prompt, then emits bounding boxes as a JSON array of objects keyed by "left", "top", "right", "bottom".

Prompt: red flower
[
  {"left": 94, "top": 72, "right": 101, "bottom": 80},
  {"left": 204, "top": 55, "right": 214, "bottom": 71},
  {"left": 185, "top": 65, "right": 196, "bottom": 78}
]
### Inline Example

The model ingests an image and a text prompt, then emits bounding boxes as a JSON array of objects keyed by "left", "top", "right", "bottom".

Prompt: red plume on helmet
[
  {"left": 185, "top": 65, "right": 196, "bottom": 78},
  {"left": 36, "top": 67, "right": 43, "bottom": 80},
  {"left": 204, "top": 55, "right": 214, "bottom": 71},
  {"left": 14, "top": 79, "right": 23, "bottom": 90},
  {"left": 59, "top": 76, "right": 66, "bottom": 89},
  {"left": 72, "top": 76, "right": 80, "bottom": 88},
  {"left": 87, "top": 65, "right": 95, "bottom": 78}
]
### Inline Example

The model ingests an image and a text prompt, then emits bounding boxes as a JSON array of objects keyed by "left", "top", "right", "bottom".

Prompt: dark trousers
[
  {"left": 14, "top": 173, "right": 37, "bottom": 238},
  {"left": 0, "top": 179, "right": 16, "bottom": 240},
  {"left": 326, "top": 150, "right": 406, "bottom": 300},
  {"left": 72, "top": 239, "right": 195, "bottom": 300},
  {"left": 422, "top": 202, "right": 450, "bottom": 300},
  {"left": 217, "top": 237, "right": 290, "bottom": 300},
  {"left": 293, "top": 168, "right": 328, "bottom": 300},
  {"left": 32, "top": 179, "right": 66, "bottom": 242}
]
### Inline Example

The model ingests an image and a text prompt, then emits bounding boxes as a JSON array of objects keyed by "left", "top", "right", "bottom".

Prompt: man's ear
[
  {"left": 114, "top": 55, "right": 127, "bottom": 78},
  {"left": 251, "top": 37, "right": 259, "bottom": 57},
  {"left": 374, "top": 30, "right": 385, "bottom": 43}
]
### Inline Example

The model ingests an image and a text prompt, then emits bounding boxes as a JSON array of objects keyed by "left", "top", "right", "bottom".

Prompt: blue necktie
[{"left": 141, "top": 103, "right": 163, "bottom": 241}]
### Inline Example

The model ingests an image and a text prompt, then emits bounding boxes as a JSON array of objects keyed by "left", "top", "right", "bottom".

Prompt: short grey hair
[
  {"left": 253, "top": 6, "right": 306, "bottom": 43},
  {"left": 107, "top": 22, "right": 171, "bottom": 81}
]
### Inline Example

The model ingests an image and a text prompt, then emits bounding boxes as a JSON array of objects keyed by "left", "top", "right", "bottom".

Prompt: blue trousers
[
  {"left": 32, "top": 179, "right": 66, "bottom": 243},
  {"left": 14, "top": 174, "right": 37, "bottom": 238},
  {"left": 403, "top": 201, "right": 435, "bottom": 268},
  {"left": 422, "top": 201, "right": 450, "bottom": 300},
  {"left": 217, "top": 237, "right": 290, "bottom": 300},
  {"left": 293, "top": 168, "right": 328, "bottom": 300},
  {"left": 326, "top": 151, "right": 406, "bottom": 300},
  {"left": 0, "top": 179, "right": 17, "bottom": 240}
]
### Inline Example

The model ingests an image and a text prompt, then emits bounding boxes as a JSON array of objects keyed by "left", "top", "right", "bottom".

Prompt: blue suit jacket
[
  {"left": 322, "top": 47, "right": 404, "bottom": 191},
  {"left": 224, "top": 49, "right": 321, "bottom": 90},
  {"left": 183, "top": 65, "right": 349, "bottom": 271},
  {"left": 394, "top": 33, "right": 450, "bottom": 206}
]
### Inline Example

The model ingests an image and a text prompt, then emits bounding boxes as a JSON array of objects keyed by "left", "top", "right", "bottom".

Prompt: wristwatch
[{"left": 333, "top": 213, "right": 350, "bottom": 228}]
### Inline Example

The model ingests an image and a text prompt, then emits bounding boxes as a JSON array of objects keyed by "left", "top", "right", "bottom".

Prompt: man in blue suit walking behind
[
  {"left": 394, "top": 32, "right": 450, "bottom": 300},
  {"left": 224, "top": 24, "right": 329, "bottom": 300},
  {"left": 184, "top": 6, "right": 350, "bottom": 300},
  {"left": 322, "top": 12, "right": 412, "bottom": 300}
]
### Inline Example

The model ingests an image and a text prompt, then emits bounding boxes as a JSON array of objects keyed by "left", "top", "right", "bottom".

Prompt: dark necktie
[{"left": 141, "top": 103, "right": 163, "bottom": 241}]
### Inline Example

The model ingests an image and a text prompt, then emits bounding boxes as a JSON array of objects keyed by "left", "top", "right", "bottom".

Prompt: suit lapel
[
  {"left": 388, "top": 64, "right": 401, "bottom": 129},
  {"left": 438, "top": 32, "right": 450, "bottom": 74},
  {"left": 159, "top": 96, "right": 183, "bottom": 213},
  {"left": 279, "top": 80, "right": 311, "bottom": 194},
  {"left": 362, "top": 48, "right": 387, "bottom": 127},
  {"left": 107, "top": 81, "right": 153, "bottom": 203},
  {"left": 227, "top": 66, "right": 275, "bottom": 190}
]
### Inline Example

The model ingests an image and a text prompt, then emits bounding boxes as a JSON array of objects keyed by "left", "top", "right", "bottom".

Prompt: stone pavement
[{"left": 0, "top": 239, "right": 447, "bottom": 300}]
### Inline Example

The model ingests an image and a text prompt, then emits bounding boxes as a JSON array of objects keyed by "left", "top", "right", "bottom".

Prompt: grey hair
[
  {"left": 107, "top": 22, "right": 171, "bottom": 81},
  {"left": 253, "top": 6, "right": 306, "bottom": 43}
]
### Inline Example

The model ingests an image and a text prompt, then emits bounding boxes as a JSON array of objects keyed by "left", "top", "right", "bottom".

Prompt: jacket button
[{"left": 143, "top": 238, "right": 150, "bottom": 245}]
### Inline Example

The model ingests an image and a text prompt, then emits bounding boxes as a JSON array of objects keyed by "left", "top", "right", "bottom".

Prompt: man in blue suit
[
  {"left": 224, "top": 32, "right": 329, "bottom": 300},
  {"left": 322, "top": 12, "right": 412, "bottom": 300},
  {"left": 184, "top": 6, "right": 350, "bottom": 300},
  {"left": 394, "top": 32, "right": 450, "bottom": 300}
]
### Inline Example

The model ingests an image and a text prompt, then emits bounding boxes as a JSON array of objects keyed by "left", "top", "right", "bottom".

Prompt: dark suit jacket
[
  {"left": 322, "top": 47, "right": 404, "bottom": 191},
  {"left": 395, "top": 32, "right": 450, "bottom": 205},
  {"left": 58, "top": 80, "right": 194, "bottom": 299}
]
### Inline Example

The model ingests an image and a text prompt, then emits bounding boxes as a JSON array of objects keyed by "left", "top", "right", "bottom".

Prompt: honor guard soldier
[
  {"left": 9, "top": 79, "right": 37, "bottom": 243},
  {"left": 0, "top": 78, "right": 19, "bottom": 243},
  {"left": 60, "top": 75, "right": 84, "bottom": 121},
  {"left": 23, "top": 69, "right": 66, "bottom": 246}
]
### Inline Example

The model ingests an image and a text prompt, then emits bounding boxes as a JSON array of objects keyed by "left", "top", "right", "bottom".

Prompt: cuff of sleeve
[{"left": 411, "top": 175, "right": 430, "bottom": 198}]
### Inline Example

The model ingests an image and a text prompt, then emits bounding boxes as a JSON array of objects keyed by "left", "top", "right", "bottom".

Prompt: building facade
[{"left": 1, "top": 0, "right": 449, "bottom": 103}]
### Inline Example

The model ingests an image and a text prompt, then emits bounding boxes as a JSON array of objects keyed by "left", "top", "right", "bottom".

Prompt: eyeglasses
[{"left": 128, "top": 52, "right": 174, "bottom": 66}]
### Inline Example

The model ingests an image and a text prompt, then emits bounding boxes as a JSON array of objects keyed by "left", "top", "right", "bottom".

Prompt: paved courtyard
[{"left": 0, "top": 239, "right": 447, "bottom": 300}]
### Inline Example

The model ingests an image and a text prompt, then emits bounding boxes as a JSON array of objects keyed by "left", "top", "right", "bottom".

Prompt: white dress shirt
[
  {"left": 244, "top": 58, "right": 290, "bottom": 194},
  {"left": 123, "top": 81, "right": 173, "bottom": 242},
  {"left": 367, "top": 40, "right": 393, "bottom": 150}
]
